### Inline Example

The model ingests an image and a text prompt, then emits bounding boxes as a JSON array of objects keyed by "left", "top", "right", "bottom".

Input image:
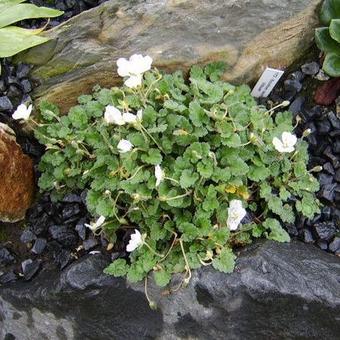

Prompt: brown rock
[
  {"left": 17, "top": 0, "right": 322, "bottom": 113},
  {"left": 0, "top": 124, "right": 35, "bottom": 222}
]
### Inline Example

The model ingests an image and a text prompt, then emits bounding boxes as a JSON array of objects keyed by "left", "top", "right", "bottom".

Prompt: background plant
[
  {"left": 0, "top": 0, "right": 63, "bottom": 73},
  {"left": 315, "top": 0, "right": 340, "bottom": 76},
  {"left": 33, "top": 62, "right": 320, "bottom": 292}
]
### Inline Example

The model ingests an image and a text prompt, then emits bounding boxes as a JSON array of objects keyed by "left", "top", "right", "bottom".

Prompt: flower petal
[
  {"left": 122, "top": 112, "right": 137, "bottom": 123},
  {"left": 124, "top": 75, "right": 142, "bottom": 88},
  {"left": 117, "top": 57, "right": 131, "bottom": 77},
  {"left": 104, "top": 105, "right": 124, "bottom": 125}
]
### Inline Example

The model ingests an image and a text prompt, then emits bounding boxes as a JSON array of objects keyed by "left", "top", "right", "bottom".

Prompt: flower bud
[
  {"left": 310, "top": 165, "right": 323, "bottom": 173},
  {"left": 302, "top": 128, "right": 312, "bottom": 137}
]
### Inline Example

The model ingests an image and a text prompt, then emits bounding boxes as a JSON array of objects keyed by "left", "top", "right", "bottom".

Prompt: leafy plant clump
[
  {"left": 0, "top": 0, "right": 63, "bottom": 64},
  {"left": 34, "top": 61, "right": 320, "bottom": 289},
  {"left": 315, "top": 0, "right": 340, "bottom": 76}
]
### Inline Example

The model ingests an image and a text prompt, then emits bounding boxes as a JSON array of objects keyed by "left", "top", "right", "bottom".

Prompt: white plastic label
[{"left": 251, "top": 67, "right": 284, "bottom": 98}]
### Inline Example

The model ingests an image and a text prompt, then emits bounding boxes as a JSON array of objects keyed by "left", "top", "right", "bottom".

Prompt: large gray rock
[
  {"left": 1, "top": 240, "right": 339, "bottom": 339},
  {"left": 17, "top": 0, "right": 322, "bottom": 113}
]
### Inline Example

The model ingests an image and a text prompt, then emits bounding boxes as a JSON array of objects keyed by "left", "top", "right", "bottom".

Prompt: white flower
[
  {"left": 85, "top": 215, "right": 105, "bottom": 232},
  {"left": 122, "top": 109, "right": 143, "bottom": 124},
  {"left": 117, "top": 139, "right": 133, "bottom": 153},
  {"left": 117, "top": 54, "right": 153, "bottom": 88},
  {"left": 272, "top": 132, "right": 297, "bottom": 153},
  {"left": 155, "top": 164, "right": 165, "bottom": 187},
  {"left": 12, "top": 104, "right": 32, "bottom": 120},
  {"left": 227, "top": 200, "right": 246, "bottom": 231},
  {"left": 104, "top": 105, "right": 124, "bottom": 125},
  {"left": 124, "top": 74, "right": 143, "bottom": 88},
  {"left": 126, "top": 229, "right": 143, "bottom": 252}
]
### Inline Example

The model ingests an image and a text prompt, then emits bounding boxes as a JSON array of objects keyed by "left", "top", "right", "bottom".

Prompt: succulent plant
[{"left": 315, "top": 0, "right": 340, "bottom": 77}]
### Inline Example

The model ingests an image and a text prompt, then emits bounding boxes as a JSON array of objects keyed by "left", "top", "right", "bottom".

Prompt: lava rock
[
  {"left": 29, "top": 212, "right": 50, "bottom": 235},
  {"left": 316, "top": 119, "right": 331, "bottom": 134},
  {"left": 31, "top": 238, "right": 47, "bottom": 255},
  {"left": 289, "top": 96, "right": 305, "bottom": 115},
  {"left": 336, "top": 169, "right": 340, "bottom": 182},
  {"left": 0, "top": 247, "right": 15, "bottom": 266},
  {"left": 16, "top": 63, "right": 30, "bottom": 79},
  {"left": 318, "top": 183, "right": 337, "bottom": 203},
  {"left": 302, "top": 228, "right": 314, "bottom": 243},
  {"left": 0, "top": 97, "right": 13, "bottom": 111},
  {"left": 313, "top": 222, "right": 337, "bottom": 241},
  {"left": 0, "top": 80, "right": 6, "bottom": 92},
  {"left": 317, "top": 240, "right": 328, "bottom": 251},
  {"left": 62, "top": 193, "right": 82, "bottom": 203},
  {"left": 75, "top": 219, "right": 87, "bottom": 240},
  {"left": 20, "top": 229, "right": 36, "bottom": 244},
  {"left": 301, "top": 61, "right": 319, "bottom": 75},
  {"left": 49, "top": 225, "right": 78, "bottom": 248},
  {"left": 20, "top": 79, "right": 32, "bottom": 94},
  {"left": 61, "top": 204, "right": 81, "bottom": 222},
  {"left": 321, "top": 206, "right": 333, "bottom": 220},
  {"left": 288, "top": 70, "right": 305, "bottom": 82},
  {"left": 21, "top": 259, "right": 41, "bottom": 281},
  {"left": 284, "top": 79, "right": 302, "bottom": 93},
  {"left": 323, "top": 162, "right": 335, "bottom": 175},
  {"left": 83, "top": 236, "right": 98, "bottom": 251},
  {"left": 318, "top": 173, "right": 334, "bottom": 186},
  {"left": 0, "top": 271, "right": 17, "bottom": 284},
  {"left": 53, "top": 248, "right": 73, "bottom": 270},
  {"left": 328, "top": 111, "right": 340, "bottom": 130},
  {"left": 329, "top": 237, "right": 340, "bottom": 253}
]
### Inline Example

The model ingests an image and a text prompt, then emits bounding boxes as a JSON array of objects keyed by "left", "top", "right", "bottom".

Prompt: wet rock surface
[
  {"left": 17, "top": 0, "right": 321, "bottom": 113},
  {"left": 0, "top": 240, "right": 339, "bottom": 340}
]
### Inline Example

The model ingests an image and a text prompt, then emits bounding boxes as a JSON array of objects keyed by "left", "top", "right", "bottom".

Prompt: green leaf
[
  {"left": 323, "top": 52, "right": 340, "bottom": 77},
  {"left": 320, "top": 0, "right": 340, "bottom": 25},
  {"left": 178, "top": 222, "right": 199, "bottom": 241},
  {"left": 0, "top": 26, "right": 50, "bottom": 58},
  {"left": 315, "top": 27, "right": 340, "bottom": 55},
  {"left": 263, "top": 218, "right": 290, "bottom": 243},
  {"left": 330, "top": 19, "right": 340, "bottom": 43},
  {"left": 248, "top": 164, "right": 270, "bottom": 182},
  {"left": 104, "top": 259, "right": 128, "bottom": 277},
  {"left": 212, "top": 248, "right": 236, "bottom": 273},
  {"left": 68, "top": 106, "right": 88, "bottom": 129},
  {"left": 180, "top": 169, "right": 199, "bottom": 188},
  {"left": 0, "top": 4, "right": 63, "bottom": 28},
  {"left": 141, "top": 149, "right": 162, "bottom": 165},
  {"left": 197, "top": 159, "right": 214, "bottom": 178},
  {"left": 189, "top": 101, "right": 208, "bottom": 127},
  {"left": 153, "top": 269, "right": 171, "bottom": 287}
]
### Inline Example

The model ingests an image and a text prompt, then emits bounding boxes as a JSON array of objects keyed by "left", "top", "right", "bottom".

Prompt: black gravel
[{"left": 264, "top": 58, "right": 340, "bottom": 255}]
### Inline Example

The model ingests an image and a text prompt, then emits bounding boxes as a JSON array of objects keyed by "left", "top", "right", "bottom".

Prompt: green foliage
[
  {"left": 35, "top": 62, "right": 320, "bottom": 288},
  {"left": 316, "top": 0, "right": 340, "bottom": 76},
  {"left": 0, "top": 0, "right": 63, "bottom": 61}
]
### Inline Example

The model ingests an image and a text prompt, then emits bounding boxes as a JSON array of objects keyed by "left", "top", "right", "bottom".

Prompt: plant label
[{"left": 251, "top": 67, "right": 284, "bottom": 98}]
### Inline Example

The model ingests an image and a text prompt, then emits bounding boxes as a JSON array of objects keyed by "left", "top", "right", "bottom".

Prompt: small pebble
[
  {"left": 83, "top": 237, "right": 98, "bottom": 251},
  {"left": 20, "top": 229, "right": 37, "bottom": 244},
  {"left": 21, "top": 259, "right": 41, "bottom": 281},
  {"left": 31, "top": 238, "right": 47, "bottom": 255},
  {"left": 0, "top": 96, "right": 13, "bottom": 111},
  {"left": 313, "top": 222, "right": 337, "bottom": 241},
  {"left": 301, "top": 62, "right": 320, "bottom": 76}
]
